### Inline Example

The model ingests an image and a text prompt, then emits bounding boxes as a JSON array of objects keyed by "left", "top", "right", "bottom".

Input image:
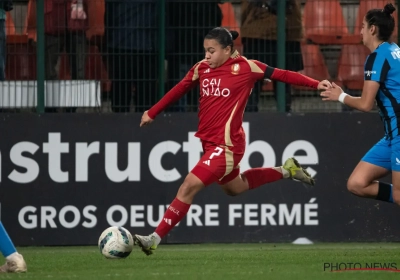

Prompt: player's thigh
[
  {"left": 348, "top": 161, "right": 389, "bottom": 188},
  {"left": 350, "top": 138, "right": 391, "bottom": 186}
]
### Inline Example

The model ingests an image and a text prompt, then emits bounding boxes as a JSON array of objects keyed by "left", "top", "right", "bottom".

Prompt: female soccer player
[
  {"left": 135, "top": 27, "right": 332, "bottom": 255},
  {"left": 321, "top": 3, "right": 400, "bottom": 206}
]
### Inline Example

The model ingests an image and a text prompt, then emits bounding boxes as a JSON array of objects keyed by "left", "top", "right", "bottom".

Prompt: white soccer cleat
[
  {"left": 0, "top": 253, "right": 27, "bottom": 273},
  {"left": 133, "top": 234, "right": 158, "bottom": 256}
]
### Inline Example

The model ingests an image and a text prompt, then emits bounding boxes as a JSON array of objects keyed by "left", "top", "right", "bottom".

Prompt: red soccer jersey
[{"left": 148, "top": 50, "right": 319, "bottom": 152}]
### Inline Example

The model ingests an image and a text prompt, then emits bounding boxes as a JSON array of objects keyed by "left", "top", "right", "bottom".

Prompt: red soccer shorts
[{"left": 191, "top": 140, "right": 244, "bottom": 186}]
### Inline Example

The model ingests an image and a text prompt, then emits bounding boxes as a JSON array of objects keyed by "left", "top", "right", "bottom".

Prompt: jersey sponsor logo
[
  {"left": 201, "top": 78, "right": 231, "bottom": 97},
  {"left": 391, "top": 49, "right": 400, "bottom": 59},
  {"left": 231, "top": 63, "right": 240, "bottom": 75},
  {"left": 364, "top": 70, "right": 376, "bottom": 76}
]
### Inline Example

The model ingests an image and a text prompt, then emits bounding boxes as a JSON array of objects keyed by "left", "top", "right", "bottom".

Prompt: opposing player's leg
[
  {"left": 347, "top": 137, "right": 393, "bottom": 203},
  {"left": 220, "top": 157, "right": 315, "bottom": 196},
  {"left": 0, "top": 222, "right": 27, "bottom": 273},
  {"left": 391, "top": 171, "right": 400, "bottom": 205},
  {"left": 391, "top": 137, "right": 400, "bottom": 205},
  {"left": 347, "top": 161, "right": 389, "bottom": 198}
]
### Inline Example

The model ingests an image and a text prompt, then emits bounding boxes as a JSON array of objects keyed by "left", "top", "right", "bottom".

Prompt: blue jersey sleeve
[{"left": 364, "top": 51, "right": 390, "bottom": 82}]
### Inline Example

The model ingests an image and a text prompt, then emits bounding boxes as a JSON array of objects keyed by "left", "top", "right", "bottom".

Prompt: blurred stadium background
[{"left": 3, "top": 0, "right": 397, "bottom": 113}]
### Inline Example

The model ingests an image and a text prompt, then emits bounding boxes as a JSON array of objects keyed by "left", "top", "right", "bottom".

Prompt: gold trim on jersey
[
  {"left": 230, "top": 50, "right": 240, "bottom": 59},
  {"left": 192, "top": 60, "right": 207, "bottom": 81},
  {"left": 219, "top": 146, "right": 234, "bottom": 182},
  {"left": 224, "top": 101, "right": 238, "bottom": 147},
  {"left": 245, "top": 59, "right": 264, "bottom": 73}
]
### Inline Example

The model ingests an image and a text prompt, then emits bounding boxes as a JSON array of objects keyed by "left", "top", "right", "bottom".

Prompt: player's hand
[
  {"left": 317, "top": 79, "right": 332, "bottom": 90},
  {"left": 320, "top": 82, "right": 343, "bottom": 101},
  {"left": 140, "top": 111, "right": 154, "bottom": 127}
]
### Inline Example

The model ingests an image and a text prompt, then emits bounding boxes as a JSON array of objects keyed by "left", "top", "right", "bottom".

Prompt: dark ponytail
[
  {"left": 230, "top": 30, "right": 239, "bottom": 41},
  {"left": 205, "top": 27, "right": 238, "bottom": 52},
  {"left": 365, "top": 3, "right": 396, "bottom": 41},
  {"left": 383, "top": 3, "right": 396, "bottom": 16}
]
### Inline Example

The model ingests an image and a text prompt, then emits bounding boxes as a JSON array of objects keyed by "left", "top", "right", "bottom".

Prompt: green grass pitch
[{"left": 1, "top": 243, "right": 400, "bottom": 280}]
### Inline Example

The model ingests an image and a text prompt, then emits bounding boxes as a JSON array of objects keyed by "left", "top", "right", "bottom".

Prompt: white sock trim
[
  {"left": 152, "top": 232, "right": 161, "bottom": 245},
  {"left": 5, "top": 252, "right": 19, "bottom": 260},
  {"left": 280, "top": 166, "right": 290, "bottom": 179}
]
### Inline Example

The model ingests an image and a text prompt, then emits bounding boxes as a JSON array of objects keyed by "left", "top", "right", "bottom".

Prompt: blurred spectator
[
  {"left": 45, "top": 0, "right": 87, "bottom": 80},
  {"left": 0, "top": 1, "right": 13, "bottom": 81},
  {"left": 104, "top": 0, "right": 157, "bottom": 113},
  {"left": 44, "top": 0, "right": 88, "bottom": 112},
  {"left": 241, "top": 0, "right": 303, "bottom": 112},
  {"left": 166, "top": 1, "right": 222, "bottom": 112}
]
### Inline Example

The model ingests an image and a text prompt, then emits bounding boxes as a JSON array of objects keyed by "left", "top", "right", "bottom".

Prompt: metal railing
[{"left": 1, "top": 0, "right": 399, "bottom": 113}]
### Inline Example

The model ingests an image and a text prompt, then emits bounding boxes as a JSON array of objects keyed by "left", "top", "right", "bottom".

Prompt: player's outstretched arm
[
  {"left": 143, "top": 63, "right": 201, "bottom": 123},
  {"left": 265, "top": 66, "right": 331, "bottom": 89},
  {"left": 320, "top": 81, "right": 378, "bottom": 112}
]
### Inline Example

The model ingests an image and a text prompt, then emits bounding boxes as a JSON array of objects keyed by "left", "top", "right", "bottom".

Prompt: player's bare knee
[
  {"left": 347, "top": 179, "right": 365, "bottom": 195},
  {"left": 177, "top": 182, "right": 196, "bottom": 198},
  {"left": 177, "top": 176, "right": 203, "bottom": 199},
  {"left": 346, "top": 181, "right": 357, "bottom": 194}
]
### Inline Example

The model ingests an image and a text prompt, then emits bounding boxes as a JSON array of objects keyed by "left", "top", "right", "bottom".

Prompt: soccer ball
[{"left": 98, "top": 226, "right": 134, "bottom": 259}]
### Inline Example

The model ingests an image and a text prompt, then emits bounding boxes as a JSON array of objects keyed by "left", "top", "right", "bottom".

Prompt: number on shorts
[{"left": 209, "top": 147, "right": 224, "bottom": 159}]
